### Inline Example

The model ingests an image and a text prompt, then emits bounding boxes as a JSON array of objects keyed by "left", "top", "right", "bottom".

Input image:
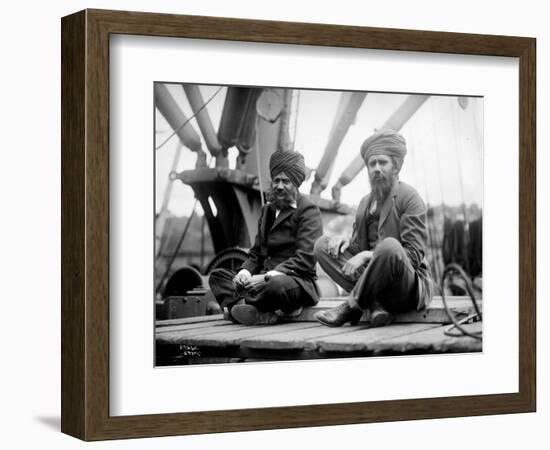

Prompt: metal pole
[
  {"left": 331, "top": 95, "right": 429, "bottom": 201},
  {"left": 182, "top": 85, "right": 224, "bottom": 165},
  {"left": 310, "top": 92, "right": 367, "bottom": 195},
  {"left": 154, "top": 83, "right": 207, "bottom": 167}
]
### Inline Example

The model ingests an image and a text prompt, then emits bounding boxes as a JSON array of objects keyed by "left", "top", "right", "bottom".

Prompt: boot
[
  {"left": 275, "top": 307, "right": 303, "bottom": 320},
  {"left": 230, "top": 304, "right": 279, "bottom": 326},
  {"left": 369, "top": 301, "right": 394, "bottom": 328},
  {"left": 314, "top": 302, "right": 363, "bottom": 327},
  {"left": 223, "top": 298, "right": 245, "bottom": 324}
]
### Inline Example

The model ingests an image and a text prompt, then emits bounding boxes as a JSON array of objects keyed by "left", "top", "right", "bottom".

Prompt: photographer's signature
[{"left": 178, "top": 344, "right": 201, "bottom": 357}]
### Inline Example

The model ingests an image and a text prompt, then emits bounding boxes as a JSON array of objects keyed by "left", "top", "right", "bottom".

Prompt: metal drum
[{"left": 163, "top": 265, "right": 204, "bottom": 297}]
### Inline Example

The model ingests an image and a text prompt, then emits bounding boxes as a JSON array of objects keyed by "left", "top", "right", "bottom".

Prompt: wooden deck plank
[
  {"left": 156, "top": 319, "right": 233, "bottom": 334},
  {"left": 374, "top": 322, "right": 483, "bottom": 353},
  {"left": 183, "top": 323, "right": 319, "bottom": 348},
  {"left": 155, "top": 303, "right": 483, "bottom": 358},
  {"left": 286, "top": 298, "right": 481, "bottom": 324},
  {"left": 157, "top": 322, "right": 318, "bottom": 347},
  {"left": 239, "top": 324, "right": 374, "bottom": 350},
  {"left": 156, "top": 323, "right": 239, "bottom": 344},
  {"left": 157, "top": 319, "right": 314, "bottom": 342},
  {"left": 321, "top": 296, "right": 477, "bottom": 306},
  {"left": 315, "top": 323, "right": 440, "bottom": 352},
  {"left": 155, "top": 314, "right": 224, "bottom": 328}
]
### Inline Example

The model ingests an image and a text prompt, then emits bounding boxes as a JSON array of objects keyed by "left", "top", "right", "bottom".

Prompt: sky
[{"left": 155, "top": 84, "right": 483, "bottom": 217}]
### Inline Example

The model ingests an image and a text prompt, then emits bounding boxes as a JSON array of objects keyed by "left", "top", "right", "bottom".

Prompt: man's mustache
[{"left": 371, "top": 175, "right": 388, "bottom": 184}]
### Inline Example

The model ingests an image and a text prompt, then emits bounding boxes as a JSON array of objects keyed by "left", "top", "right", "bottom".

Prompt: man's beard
[
  {"left": 369, "top": 171, "right": 396, "bottom": 204},
  {"left": 267, "top": 185, "right": 298, "bottom": 210}
]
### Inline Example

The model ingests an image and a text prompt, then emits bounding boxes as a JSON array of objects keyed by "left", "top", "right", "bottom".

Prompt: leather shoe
[
  {"left": 223, "top": 307, "right": 240, "bottom": 324},
  {"left": 275, "top": 307, "right": 303, "bottom": 319},
  {"left": 369, "top": 302, "right": 393, "bottom": 327},
  {"left": 230, "top": 304, "right": 279, "bottom": 326},
  {"left": 314, "top": 302, "right": 363, "bottom": 327},
  {"left": 223, "top": 299, "right": 245, "bottom": 323}
]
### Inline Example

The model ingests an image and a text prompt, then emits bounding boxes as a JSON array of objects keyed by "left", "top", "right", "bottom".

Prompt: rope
[
  {"left": 471, "top": 99, "right": 484, "bottom": 168},
  {"left": 254, "top": 115, "right": 265, "bottom": 206},
  {"left": 406, "top": 126, "right": 440, "bottom": 285},
  {"left": 155, "top": 86, "right": 223, "bottom": 151},
  {"left": 155, "top": 198, "right": 199, "bottom": 294},
  {"left": 292, "top": 90, "right": 300, "bottom": 148},
  {"left": 449, "top": 100, "right": 472, "bottom": 274},
  {"left": 200, "top": 214, "right": 206, "bottom": 270},
  {"left": 430, "top": 99, "right": 447, "bottom": 207},
  {"left": 155, "top": 155, "right": 214, "bottom": 293},
  {"left": 450, "top": 100, "right": 470, "bottom": 223},
  {"left": 430, "top": 99, "right": 449, "bottom": 283},
  {"left": 440, "top": 263, "right": 482, "bottom": 340}
]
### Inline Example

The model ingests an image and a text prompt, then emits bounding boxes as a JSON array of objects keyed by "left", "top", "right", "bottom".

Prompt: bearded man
[
  {"left": 209, "top": 150, "right": 323, "bottom": 326},
  {"left": 314, "top": 129, "right": 433, "bottom": 327}
]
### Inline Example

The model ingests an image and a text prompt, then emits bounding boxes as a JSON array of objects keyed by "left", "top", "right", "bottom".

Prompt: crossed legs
[
  {"left": 314, "top": 236, "right": 418, "bottom": 326},
  {"left": 208, "top": 269, "right": 306, "bottom": 324}
]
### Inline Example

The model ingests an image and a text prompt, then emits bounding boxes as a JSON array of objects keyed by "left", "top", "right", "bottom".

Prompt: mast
[
  {"left": 154, "top": 83, "right": 207, "bottom": 167},
  {"left": 331, "top": 95, "right": 429, "bottom": 201},
  {"left": 182, "top": 85, "right": 225, "bottom": 167},
  {"left": 310, "top": 92, "right": 367, "bottom": 195}
]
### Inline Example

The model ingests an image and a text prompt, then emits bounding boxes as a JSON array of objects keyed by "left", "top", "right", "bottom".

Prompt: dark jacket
[
  {"left": 241, "top": 194, "right": 323, "bottom": 305},
  {"left": 350, "top": 181, "right": 434, "bottom": 310}
]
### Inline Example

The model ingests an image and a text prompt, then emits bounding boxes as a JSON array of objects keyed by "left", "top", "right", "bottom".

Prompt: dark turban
[
  {"left": 360, "top": 129, "right": 407, "bottom": 172},
  {"left": 269, "top": 151, "right": 306, "bottom": 187}
]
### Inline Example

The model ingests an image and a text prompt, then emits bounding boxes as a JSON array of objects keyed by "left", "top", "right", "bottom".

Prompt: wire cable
[
  {"left": 155, "top": 86, "right": 223, "bottom": 151},
  {"left": 254, "top": 116, "right": 265, "bottom": 206},
  {"left": 292, "top": 90, "right": 300, "bottom": 148},
  {"left": 155, "top": 198, "right": 199, "bottom": 294},
  {"left": 155, "top": 155, "right": 214, "bottom": 293},
  {"left": 440, "top": 263, "right": 482, "bottom": 340}
]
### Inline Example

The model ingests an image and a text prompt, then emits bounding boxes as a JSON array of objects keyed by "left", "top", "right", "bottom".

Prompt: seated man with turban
[
  {"left": 209, "top": 150, "right": 323, "bottom": 325},
  {"left": 314, "top": 129, "right": 433, "bottom": 327}
]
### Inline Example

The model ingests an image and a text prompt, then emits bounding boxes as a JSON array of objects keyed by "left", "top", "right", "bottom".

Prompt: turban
[
  {"left": 360, "top": 129, "right": 407, "bottom": 172},
  {"left": 269, "top": 151, "right": 306, "bottom": 187}
]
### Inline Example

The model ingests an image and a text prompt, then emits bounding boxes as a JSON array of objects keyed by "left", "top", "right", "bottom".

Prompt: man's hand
[
  {"left": 244, "top": 274, "right": 266, "bottom": 295},
  {"left": 233, "top": 269, "right": 251, "bottom": 289},
  {"left": 327, "top": 236, "right": 351, "bottom": 258},
  {"left": 342, "top": 251, "right": 373, "bottom": 280}
]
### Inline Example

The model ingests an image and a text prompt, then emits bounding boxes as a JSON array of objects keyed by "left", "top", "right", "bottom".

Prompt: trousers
[
  {"left": 208, "top": 268, "right": 306, "bottom": 313},
  {"left": 314, "top": 236, "right": 417, "bottom": 313}
]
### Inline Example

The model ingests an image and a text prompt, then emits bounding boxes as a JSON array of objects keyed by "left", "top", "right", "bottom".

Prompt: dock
[{"left": 155, "top": 297, "right": 482, "bottom": 365}]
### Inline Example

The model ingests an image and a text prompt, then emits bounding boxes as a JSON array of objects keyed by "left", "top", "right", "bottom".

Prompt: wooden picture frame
[{"left": 61, "top": 9, "right": 536, "bottom": 441}]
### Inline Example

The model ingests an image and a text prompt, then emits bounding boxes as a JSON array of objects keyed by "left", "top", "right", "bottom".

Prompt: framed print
[{"left": 61, "top": 9, "right": 536, "bottom": 440}]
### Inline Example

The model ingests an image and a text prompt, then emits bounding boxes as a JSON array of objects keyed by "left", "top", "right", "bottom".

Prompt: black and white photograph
[
  {"left": 4, "top": 0, "right": 544, "bottom": 446},
  {"left": 154, "top": 83, "right": 483, "bottom": 366}
]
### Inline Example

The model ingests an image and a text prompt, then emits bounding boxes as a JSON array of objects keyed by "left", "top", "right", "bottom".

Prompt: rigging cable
[
  {"left": 409, "top": 124, "right": 441, "bottom": 285},
  {"left": 450, "top": 99, "right": 471, "bottom": 273},
  {"left": 155, "top": 86, "right": 223, "bottom": 151},
  {"left": 155, "top": 141, "right": 183, "bottom": 258},
  {"left": 450, "top": 101, "right": 469, "bottom": 218},
  {"left": 471, "top": 99, "right": 484, "bottom": 168},
  {"left": 440, "top": 263, "right": 482, "bottom": 340},
  {"left": 155, "top": 198, "right": 199, "bottom": 294},
  {"left": 430, "top": 99, "right": 447, "bottom": 209},
  {"left": 155, "top": 155, "right": 214, "bottom": 293},
  {"left": 254, "top": 115, "right": 265, "bottom": 206},
  {"left": 292, "top": 90, "right": 301, "bottom": 149},
  {"left": 429, "top": 99, "right": 448, "bottom": 286}
]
